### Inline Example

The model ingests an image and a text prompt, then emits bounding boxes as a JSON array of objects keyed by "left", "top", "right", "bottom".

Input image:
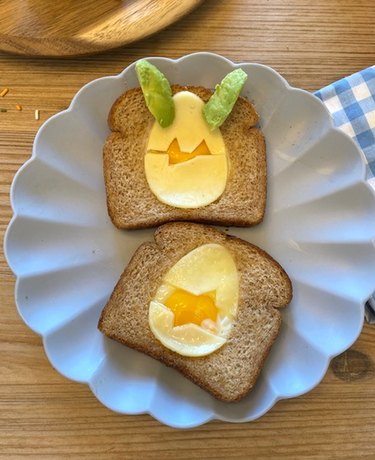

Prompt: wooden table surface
[{"left": 1, "top": 1, "right": 375, "bottom": 458}]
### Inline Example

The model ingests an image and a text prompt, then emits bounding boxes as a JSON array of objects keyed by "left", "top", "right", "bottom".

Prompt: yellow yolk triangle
[
  {"left": 166, "top": 138, "right": 211, "bottom": 164},
  {"left": 164, "top": 289, "right": 217, "bottom": 327}
]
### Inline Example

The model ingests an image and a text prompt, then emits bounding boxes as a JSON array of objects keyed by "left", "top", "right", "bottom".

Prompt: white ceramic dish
[{"left": 5, "top": 53, "right": 375, "bottom": 428}]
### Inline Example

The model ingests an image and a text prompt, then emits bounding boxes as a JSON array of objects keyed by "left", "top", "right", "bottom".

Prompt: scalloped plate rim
[{"left": 3, "top": 52, "right": 375, "bottom": 428}]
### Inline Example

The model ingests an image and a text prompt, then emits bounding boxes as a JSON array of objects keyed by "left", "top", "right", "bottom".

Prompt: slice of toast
[
  {"left": 98, "top": 223, "right": 292, "bottom": 402},
  {"left": 103, "top": 85, "right": 266, "bottom": 229}
]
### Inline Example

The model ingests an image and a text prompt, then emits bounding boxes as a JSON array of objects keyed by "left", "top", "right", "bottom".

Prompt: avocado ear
[
  {"left": 203, "top": 68, "right": 248, "bottom": 131},
  {"left": 135, "top": 59, "right": 175, "bottom": 128}
]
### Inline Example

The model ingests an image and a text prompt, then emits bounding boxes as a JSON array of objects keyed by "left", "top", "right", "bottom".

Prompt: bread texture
[
  {"left": 98, "top": 223, "right": 292, "bottom": 402},
  {"left": 103, "top": 85, "right": 266, "bottom": 229}
]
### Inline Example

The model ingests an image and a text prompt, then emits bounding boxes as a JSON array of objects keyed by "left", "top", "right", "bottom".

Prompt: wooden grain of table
[{"left": 1, "top": 1, "right": 375, "bottom": 458}]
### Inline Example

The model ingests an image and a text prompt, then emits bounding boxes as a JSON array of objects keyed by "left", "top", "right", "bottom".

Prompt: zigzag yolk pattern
[{"left": 157, "top": 138, "right": 211, "bottom": 164}]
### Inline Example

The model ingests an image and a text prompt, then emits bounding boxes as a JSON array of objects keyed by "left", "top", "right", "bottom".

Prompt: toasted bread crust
[
  {"left": 98, "top": 223, "right": 292, "bottom": 402},
  {"left": 103, "top": 85, "right": 266, "bottom": 229}
]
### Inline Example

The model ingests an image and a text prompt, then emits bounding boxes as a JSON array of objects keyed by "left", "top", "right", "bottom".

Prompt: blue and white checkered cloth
[{"left": 314, "top": 66, "right": 375, "bottom": 323}]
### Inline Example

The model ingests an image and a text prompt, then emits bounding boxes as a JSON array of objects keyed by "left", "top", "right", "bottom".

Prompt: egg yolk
[
  {"left": 164, "top": 289, "right": 218, "bottom": 327},
  {"left": 166, "top": 138, "right": 211, "bottom": 164}
]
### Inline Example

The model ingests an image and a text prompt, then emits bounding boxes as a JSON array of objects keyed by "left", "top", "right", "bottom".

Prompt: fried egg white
[
  {"left": 148, "top": 243, "right": 239, "bottom": 357},
  {"left": 144, "top": 91, "right": 228, "bottom": 209}
]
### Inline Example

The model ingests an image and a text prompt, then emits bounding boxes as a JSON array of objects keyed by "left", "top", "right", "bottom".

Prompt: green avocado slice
[
  {"left": 203, "top": 68, "right": 248, "bottom": 131},
  {"left": 135, "top": 59, "right": 175, "bottom": 128}
]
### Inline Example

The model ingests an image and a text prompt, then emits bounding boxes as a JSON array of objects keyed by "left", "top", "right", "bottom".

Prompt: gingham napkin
[{"left": 314, "top": 66, "right": 375, "bottom": 323}]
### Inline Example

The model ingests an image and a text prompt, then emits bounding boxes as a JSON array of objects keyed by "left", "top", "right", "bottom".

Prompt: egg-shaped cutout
[
  {"left": 148, "top": 244, "right": 239, "bottom": 357},
  {"left": 144, "top": 91, "right": 228, "bottom": 209}
]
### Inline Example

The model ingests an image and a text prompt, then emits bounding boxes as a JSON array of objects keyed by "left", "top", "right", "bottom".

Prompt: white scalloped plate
[{"left": 5, "top": 53, "right": 375, "bottom": 428}]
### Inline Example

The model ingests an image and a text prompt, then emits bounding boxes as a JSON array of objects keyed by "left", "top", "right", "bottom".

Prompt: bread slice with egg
[
  {"left": 98, "top": 223, "right": 292, "bottom": 402},
  {"left": 103, "top": 84, "right": 266, "bottom": 229}
]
